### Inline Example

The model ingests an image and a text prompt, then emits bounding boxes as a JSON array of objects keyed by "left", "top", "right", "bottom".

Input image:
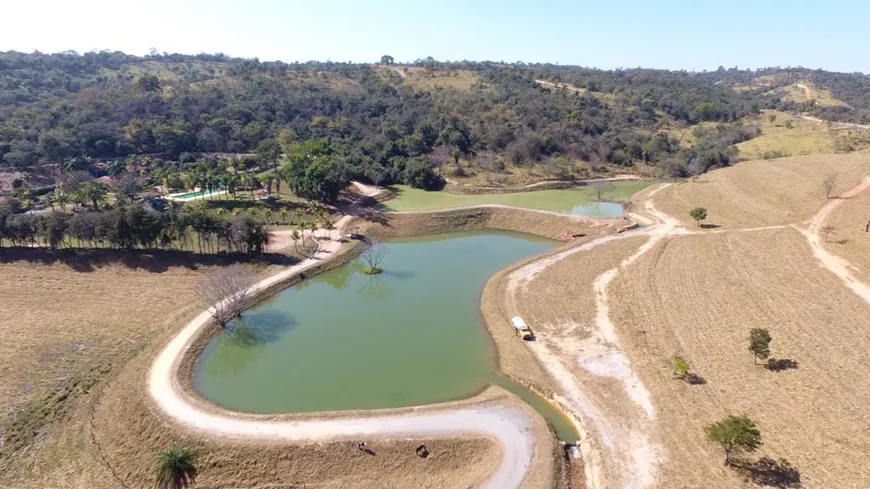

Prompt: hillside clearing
[
  {"left": 397, "top": 66, "right": 482, "bottom": 91},
  {"left": 609, "top": 227, "right": 870, "bottom": 488},
  {"left": 735, "top": 110, "right": 836, "bottom": 159},
  {"left": 652, "top": 154, "right": 870, "bottom": 229},
  {"left": 781, "top": 82, "right": 850, "bottom": 108}
]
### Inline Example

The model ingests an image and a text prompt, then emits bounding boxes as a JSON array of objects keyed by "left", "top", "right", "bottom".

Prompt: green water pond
[
  {"left": 380, "top": 180, "right": 654, "bottom": 214},
  {"left": 194, "top": 231, "right": 579, "bottom": 441}
]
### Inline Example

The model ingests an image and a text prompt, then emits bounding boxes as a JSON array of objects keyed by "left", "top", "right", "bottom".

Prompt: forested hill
[{"left": 2, "top": 51, "right": 869, "bottom": 185}]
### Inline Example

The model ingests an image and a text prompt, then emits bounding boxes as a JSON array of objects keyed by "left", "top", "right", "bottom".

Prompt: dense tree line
[
  {"left": 0, "top": 204, "right": 269, "bottom": 254},
  {"left": 2, "top": 50, "right": 868, "bottom": 184}
]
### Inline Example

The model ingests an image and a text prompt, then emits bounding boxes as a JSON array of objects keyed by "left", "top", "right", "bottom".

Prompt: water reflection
[
  {"left": 206, "top": 311, "right": 295, "bottom": 379},
  {"left": 357, "top": 273, "right": 392, "bottom": 299},
  {"left": 313, "top": 259, "right": 362, "bottom": 290}
]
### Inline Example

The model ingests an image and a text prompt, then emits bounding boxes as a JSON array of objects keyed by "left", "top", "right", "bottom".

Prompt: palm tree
[
  {"left": 242, "top": 172, "right": 260, "bottom": 200},
  {"left": 45, "top": 192, "right": 56, "bottom": 211},
  {"left": 106, "top": 160, "right": 126, "bottom": 177},
  {"left": 81, "top": 182, "right": 108, "bottom": 210},
  {"left": 291, "top": 228, "right": 301, "bottom": 253},
  {"left": 54, "top": 189, "right": 70, "bottom": 210},
  {"left": 263, "top": 172, "right": 276, "bottom": 195},
  {"left": 155, "top": 444, "right": 197, "bottom": 489},
  {"left": 278, "top": 208, "right": 289, "bottom": 224},
  {"left": 218, "top": 172, "right": 236, "bottom": 198}
]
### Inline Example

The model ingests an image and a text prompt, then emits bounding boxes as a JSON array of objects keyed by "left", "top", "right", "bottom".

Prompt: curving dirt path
[
  {"left": 147, "top": 215, "right": 536, "bottom": 489},
  {"left": 799, "top": 177, "right": 870, "bottom": 303},
  {"left": 505, "top": 184, "right": 688, "bottom": 489}
]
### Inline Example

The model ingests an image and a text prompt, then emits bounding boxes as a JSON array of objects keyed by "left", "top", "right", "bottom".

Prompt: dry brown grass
[
  {"left": 0, "top": 256, "right": 209, "bottom": 485},
  {"left": 735, "top": 110, "right": 836, "bottom": 160},
  {"left": 653, "top": 154, "right": 870, "bottom": 229},
  {"left": 0, "top": 236, "right": 550, "bottom": 488},
  {"left": 609, "top": 228, "right": 870, "bottom": 488},
  {"left": 400, "top": 67, "right": 481, "bottom": 91},
  {"left": 821, "top": 187, "right": 870, "bottom": 283}
]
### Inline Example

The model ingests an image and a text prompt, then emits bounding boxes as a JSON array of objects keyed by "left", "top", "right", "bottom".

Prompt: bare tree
[
  {"left": 361, "top": 238, "right": 388, "bottom": 274},
  {"left": 590, "top": 180, "right": 616, "bottom": 202},
  {"left": 823, "top": 173, "right": 838, "bottom": 199},
  {"left": 195, "top": 265, "right": 259, "bottom": 327},
  {"left": 820, "top": 224, "right": 836, "bottom": 243}
]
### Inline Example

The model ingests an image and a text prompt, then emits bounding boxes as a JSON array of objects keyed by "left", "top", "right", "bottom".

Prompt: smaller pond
[
  {"left": 380, "top": 180, "right": 654, "bottom": 216},
  {"left": 194, "top": 231, "right": 579, "bottom": 442}
]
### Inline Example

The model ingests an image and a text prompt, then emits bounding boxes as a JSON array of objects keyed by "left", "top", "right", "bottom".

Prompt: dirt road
[
  {"left": 505, "top": 184, "right": 685, "bottom": 489},
  {"left": 147, "top": 215, "right": 536, "bottom": 489},
  {"left": 800, "top": 177, "right": 870, "bottom": 302}
]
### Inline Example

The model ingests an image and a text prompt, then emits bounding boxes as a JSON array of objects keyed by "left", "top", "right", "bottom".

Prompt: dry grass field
[
  {"left": 653, "top": 154, "right": 870, "bottom": 229},
  {"left": 820, "top": 186, "right": 870, "bottom": 283},
  {"left": 735, "top": 110, "right": 836, "bottom": 160},
  {"left": 0, "top": 248, "right": 505, "bottom": 489},
  {"left": 399, "top": 66, "right": 481, "bottom": 91},
  {"left": 780, "top": 83, "right": 850, "bottom": 108},
  {"left": 608, "top": 227, "right": 870, "bottom": 488},
  {"left": 0, "top": 255, "right": 208, "bottom": 485}
]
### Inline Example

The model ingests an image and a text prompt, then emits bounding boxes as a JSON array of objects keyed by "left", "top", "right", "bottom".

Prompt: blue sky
[{"left": 2, "top": 0, "right": 868, "bottom": 72}]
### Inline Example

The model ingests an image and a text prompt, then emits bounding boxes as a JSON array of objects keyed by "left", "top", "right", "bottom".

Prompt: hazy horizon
[{"left": 3, "top": 0, "right": 869, "bottom": 74}]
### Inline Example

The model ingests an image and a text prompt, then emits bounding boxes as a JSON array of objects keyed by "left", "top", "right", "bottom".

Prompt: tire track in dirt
[
  {"left": 799, "top": 177, "right": 870, "bottom": 303},
  {"left": 506, "top": 184, "right": 687, "bottom": 489}
]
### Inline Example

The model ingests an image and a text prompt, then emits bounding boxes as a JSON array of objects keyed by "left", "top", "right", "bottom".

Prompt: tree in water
[
  {"left": 155, "top": 444, "right": 197, "bottom": 489},
  {"left": 361, "top": 238, "right": 388, "bottom": 275},
  {"left": 705, "top": 415, "right": 762, "bottom": 466}
]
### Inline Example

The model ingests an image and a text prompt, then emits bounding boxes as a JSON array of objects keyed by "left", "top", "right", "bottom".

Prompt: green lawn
[
  {"left": 735, "top": 110, "right": 835, "bottom": 160},
  {"left": 380, "top": 180, "right": 655, "bottom": 215}
]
